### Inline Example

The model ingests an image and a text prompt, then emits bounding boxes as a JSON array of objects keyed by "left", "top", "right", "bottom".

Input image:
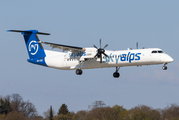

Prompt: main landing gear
[
  {"left": 76, "top": 69, "right": 82, "bottom": 75},
  {"left": 113, "top": 67, "right": 120, "bottom": 78},
  {"left": 162, "top": 63, "right": 167, "bottom": 70},
  {"left": 76, "top": 61, "right": 84, "bottom": 75}
]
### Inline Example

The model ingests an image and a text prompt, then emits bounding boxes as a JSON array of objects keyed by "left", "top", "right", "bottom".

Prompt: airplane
[{"left": 8, "top": 30, "right": 173, "bottom": 78}]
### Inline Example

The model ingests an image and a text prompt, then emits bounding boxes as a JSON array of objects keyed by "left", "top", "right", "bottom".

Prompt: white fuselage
[{"left": 43, "top": 48, "right": 173, "bottom": 70}]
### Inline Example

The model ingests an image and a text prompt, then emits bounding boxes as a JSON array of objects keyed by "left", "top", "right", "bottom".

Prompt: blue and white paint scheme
[{"left": 8, "top": 30, "right": 173, "bottom": 78}]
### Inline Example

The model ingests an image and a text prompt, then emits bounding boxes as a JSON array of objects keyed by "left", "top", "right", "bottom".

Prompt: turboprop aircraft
[{"left": 8, "top": 30, "right": 173, "bottom": 78}]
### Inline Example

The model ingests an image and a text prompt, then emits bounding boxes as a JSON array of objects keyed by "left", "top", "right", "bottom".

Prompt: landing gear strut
[
  {"left": 162, "top": 63, "right": 167, "bottom": 70},
  {"left": 76, "top": 61, "right": 84, "bottom": 75},
  {"left": 113, "top": 67, "right": 120, "bottom": 78}
]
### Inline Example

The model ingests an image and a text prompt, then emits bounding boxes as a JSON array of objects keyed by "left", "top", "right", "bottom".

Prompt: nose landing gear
[
  {"left": 162, "top": 63, "right": 167, "bottom": 70},
  {"left": 113, "top": 67, "right": 120, "bottom": 78}
]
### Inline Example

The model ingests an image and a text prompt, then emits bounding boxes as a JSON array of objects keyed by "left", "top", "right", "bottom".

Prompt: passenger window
[{"left": 152, "top": 51, "right": 157, "bottom": 53}]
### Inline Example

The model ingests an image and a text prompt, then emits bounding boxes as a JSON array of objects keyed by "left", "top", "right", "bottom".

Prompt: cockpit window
[
  {"left": 152, "top": 51, "right": 157, "bottom": 53},
  {"left": 151, "top": 50, "right": 164, "bottom": 53},
  {"left": 158, "top": 50, "right": 164, "bottom": 53}
]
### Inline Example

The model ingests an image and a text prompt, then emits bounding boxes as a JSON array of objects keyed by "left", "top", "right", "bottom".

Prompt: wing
[{"left": 41, "top": 41, "right": 86, "bottom": 52}]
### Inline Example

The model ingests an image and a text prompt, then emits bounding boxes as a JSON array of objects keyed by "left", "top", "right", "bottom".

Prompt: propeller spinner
[{"left": 93, "top": 39, "right": 108, "bottom": 63}]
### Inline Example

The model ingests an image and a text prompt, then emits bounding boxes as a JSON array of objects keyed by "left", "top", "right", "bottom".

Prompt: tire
[
  {"left": 113, "top": 72, "right": 120, "bottom": 78},
  {"left": 162, "top": 66, "right": 167, "bottom": 70},
  {"left": 76, "top": 69, "right": 83, "bottom": 75}
]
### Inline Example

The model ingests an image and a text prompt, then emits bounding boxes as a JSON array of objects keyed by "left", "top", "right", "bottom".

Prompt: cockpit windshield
[
  {"left": 152, "top": 51, "right": 157, "bottom": 53},
  {"left": 151, "top": 50, "right": 164, "bottom": 53},
  {"left": 158, "top": 50, "right": 164, "bottom": 53}
]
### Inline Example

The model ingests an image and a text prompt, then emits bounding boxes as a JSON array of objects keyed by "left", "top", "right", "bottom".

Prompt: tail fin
[{"left": 8, "top": 30, "right": 50, "bottom": 59}]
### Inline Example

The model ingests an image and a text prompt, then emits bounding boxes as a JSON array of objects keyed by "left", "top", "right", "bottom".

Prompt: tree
[
  {"left": 88, "top": 100, "right": 106, "bottom": 110},
  {"left": 49, "top": 106, "right": 53, "bottom": 120},
  {"left": 162, "top": 103, "right": 179, "bottom": 120},
  {"left": 75, "top": 110, "right": 87, "bottom": 120},
  {"left": 43, "top": 107, "right": 56, "bottom": 119},
  {"left": 112, "top": 105, "right": 129, "bottom": 119},
  {"left": 70, "top": 112, "right": 80, "bottom": 120},
  {"left": 57, "top": 114, "right": 72, "bottom": 120},
  {"left": 5, "top": 111, "right": 28, "bottom": 120},
  {"left": 10, "top": 94, "right": 23, "bottom": 112},
  {"left": 58, "top": 104, "right": 69, "bottom": 115},
  {"left": 20, "top": 100, "right": 38, "bottom": 118},
  {"left": 0, "top": 98, "right": 12, "bottom": 115},
  {"left": 2, "top": 94, "right": 38, "bottom": 119},
  {"left": 58, "top": 104, "right": 72, "bottom": 120},
  {"left": 32, "top": 116, "right": 44, "bottom": 120},
  {"left": 129, "top": 105, "right": 160, "bottom": 120},
  {"left": 0, "top": 114, "right": 6, "bottom": 120}
]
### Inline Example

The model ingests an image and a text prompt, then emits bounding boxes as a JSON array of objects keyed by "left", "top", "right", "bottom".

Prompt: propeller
[
  {"left": 136, "top": 42, "right": 138, "bottom": 49},
  {"left": 93, "top": 39, "right": 108, "bottom": 63}
]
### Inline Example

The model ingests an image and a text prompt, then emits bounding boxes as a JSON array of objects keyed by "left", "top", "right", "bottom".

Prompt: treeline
[
  {"left": 0, "top": 94, "right": 179, "bottom": 120},
  {"left": 49, "top": 101, "right": 179, "bottom": 120},
  {"left": 0, "top": 94, "right": 38, "bottom": 120}
]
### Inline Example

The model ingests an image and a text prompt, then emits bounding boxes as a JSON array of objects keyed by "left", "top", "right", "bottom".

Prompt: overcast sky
[{"left": 1, "top": 0, "right": 179, "bottom": 116}]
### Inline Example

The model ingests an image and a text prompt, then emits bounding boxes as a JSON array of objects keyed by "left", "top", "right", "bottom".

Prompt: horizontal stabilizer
[
  {"left": 8, "top": 29, "right": 47, "bottom": 59},
  {"left": 7, "top": 30, "right": 50, "bottom": 35}
]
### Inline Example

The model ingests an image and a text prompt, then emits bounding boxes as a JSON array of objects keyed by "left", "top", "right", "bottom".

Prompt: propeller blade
[
  {"left": 94, "top": 53, "right": 99, "bottom": 58},
  {"left": 93, "top": 44, "right": 98, "bottom": 49},
  {"left": 100, "top": 54, "right": 102, "bottom": 63},
  {"left": 100, "top": 39, "right": 101, "bottom": 48},
  {"left": 103, "top": 44, "right": 108, "bottom": 49},
  {"left": 103, "top": 53, "right": 108, "bottom": 58}
]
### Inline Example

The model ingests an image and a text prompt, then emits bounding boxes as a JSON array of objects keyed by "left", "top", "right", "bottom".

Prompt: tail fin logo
[{"left": 28, "top": 40, "right": 39, "bottom": 55}]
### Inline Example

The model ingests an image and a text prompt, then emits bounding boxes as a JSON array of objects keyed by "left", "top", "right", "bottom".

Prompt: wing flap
[{"left": 41, "top": 41, "right": 86, "bottom": 52}]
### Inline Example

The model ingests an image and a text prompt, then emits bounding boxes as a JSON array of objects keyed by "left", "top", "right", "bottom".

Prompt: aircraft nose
[
  {"left": 161, "top": 54, "right": 173, "bottom": 63},
  {"left": 167, "top": 56, "right": 174, "bottom": 63}
]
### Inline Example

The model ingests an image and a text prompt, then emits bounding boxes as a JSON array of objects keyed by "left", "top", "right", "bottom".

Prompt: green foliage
[
  {"left": 0, "top": 98, "right": 12, "bottom": 115},
  {"left": 0, "top": 114, "right": 6, "bottom": 120},
  {"left": 2, "top": 93, "right": 179, "bottom": 120},
  {"left": 58, "top": 104, "right": 69, "bottom": 115},
  {"left": 129, "top": 105, "right": 160, "bottom": 120},
  {"left": 6, "top": 111, "right": 28, "bottom": 120},
  {"left": 49, "top": 106, "right": 53, "bottom": 120},
  {"left": 57, "top": 114, "right": 72, "bottom": 120},
  {"left": 0, "top": 94, "right": 39, "bottom": 120},
  {"left": 58, "top": 104, "right": 72, "bottom": 120},
  {"left": 112, "top": 105, "right": 127, "bottom": 113},
  {"left": 112, "top": 105, "right": 129, "bottom": 119}
]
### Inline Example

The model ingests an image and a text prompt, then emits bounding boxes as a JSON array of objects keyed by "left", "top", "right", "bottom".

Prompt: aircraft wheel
[
  {"left": 113, "top": 72, "right": 120, "bottom": 78},
  {"left": 76, "top": 69, "right": 83, "bottom": 75},
  {"left": 162, "top": 66, "right": 167, "bottom": 70}
]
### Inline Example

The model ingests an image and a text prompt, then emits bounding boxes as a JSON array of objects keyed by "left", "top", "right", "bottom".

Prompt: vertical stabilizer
[{"left": 8, "top": 30, "right": 50, "bottom": 66}]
